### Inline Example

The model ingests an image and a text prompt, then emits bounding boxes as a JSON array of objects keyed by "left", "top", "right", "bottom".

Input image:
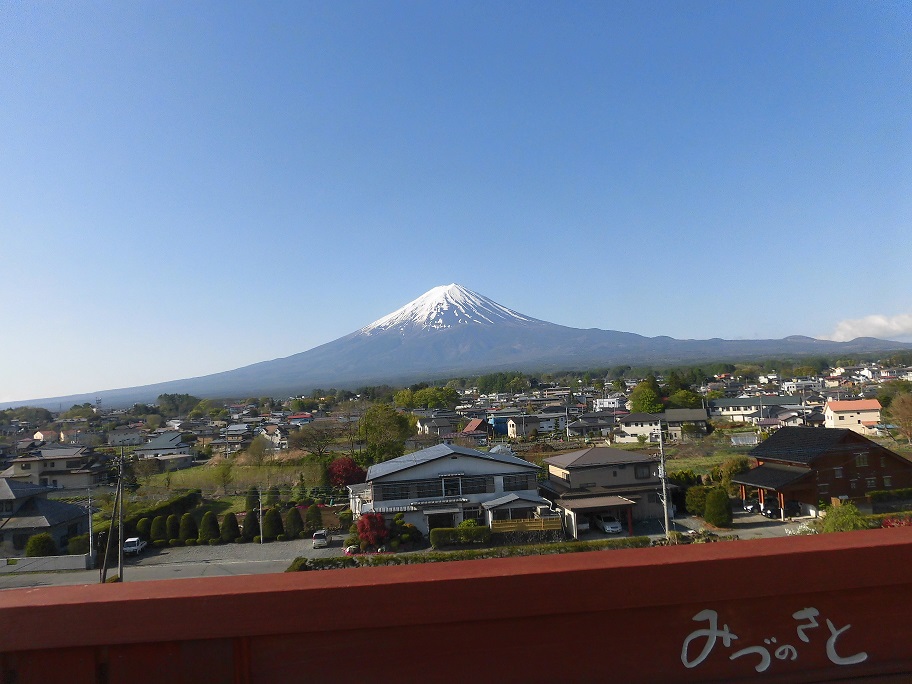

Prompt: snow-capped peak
[{"left": 360, "top": 284, "right": 534, "bottom": 334}]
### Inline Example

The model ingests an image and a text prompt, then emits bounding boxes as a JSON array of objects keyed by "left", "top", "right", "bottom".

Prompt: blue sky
[{"left": 1, "top": 1, "right": 910, "bottom": 403}]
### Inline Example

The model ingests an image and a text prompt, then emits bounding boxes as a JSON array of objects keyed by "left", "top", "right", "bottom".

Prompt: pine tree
[
  {"left": 198, "top": 511, "right": 221, "bottom": 543},
  {"left": 242, "top": 510, "right": 260, "bottom": 540},
  {"left": 135, "top": 517, "right": 152, "bottom": 541},
  {"left": 262, "top": 507, "right": 284, "bottom": 541},
  {"left": 265, "top": 485, "right": 280, "bottom": 507},
  {"left": 284, "top": 507, "right": 304, "bottom": 539},
  {"left": 304, "top": 504, "right": 324, "bottom": 533},
  {"left": 151, "top": 515, "right": 167, "bottom": 543},
  {"left": 166, "top": 514, "right": 181, "bottom": 541},
  {"left": 179, "top": 513, "right": 199, "bottom": 543},
  {"left": 245, "top": 485, "right": 259, "bottom": 511},
  {"left": 221, "top": 512, "right": 241, "bottom": 542},
  {"left": 703, "top": 488, "right": 733, "bottom": 527}
]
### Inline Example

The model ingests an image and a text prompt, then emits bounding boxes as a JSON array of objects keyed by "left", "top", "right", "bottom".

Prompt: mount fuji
[{"left": 7, "top": 284, "right": 911, "bottom": 409}]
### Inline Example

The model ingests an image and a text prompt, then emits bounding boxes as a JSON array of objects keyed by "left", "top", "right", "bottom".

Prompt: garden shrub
[
  {"left": 284, "top": 507, "right": 304, "bottom": 540},
  {"left": 178, "top": 513, "right": 198, "bottom": 543},
  {"left": 25, "top": 533, "right": 57, "bottom": 557},
  {"left": 166, "top": 514, "right": 181, "bottom": 542},
  {"left": 304, "top": 504, "right": 323, "bottom": 533},
  {"left": 184, "top": 538, "right": 197, "bottom": 546},
  {"left": 277, "top": 534, "right": 287, "bottom": 542},
  {"left": 209, "top": 538, "right": 221, "bottom": 545},
  {"left": 135, "top": 517, "right": 152, "bottom": 541},
  {"left": 151, "top": 515, "right": 167, "bottom": 543},
  {"left": 197, "top": 511, "right": 220, "bottom": 544},
  {"left": 253, "top": 535, "right": 262, "bottom": 544},
  {"left": 169, "top": 538, "right": 181, "bottom": 547},
  {"left": 262, "top": 508, "right": 284, "bottom": 541},
  {"left": 221, "top": 512, "right": 240, "bottom": 543},
  {"left": 685, "top": 486, "right": 711, "bottom": 517},
  {"left": 242, "top": 510, "right": 260, "bottom": 540},
  {"left": 703, "top": 489, "right": 733, "bottom": 527},
  {"left": 67, "top": 533, "right": 90, "bottom": 555}
]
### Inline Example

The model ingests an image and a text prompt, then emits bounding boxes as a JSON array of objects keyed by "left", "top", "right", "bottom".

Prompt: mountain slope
[{"left": 6, "top": 284, "right": 911, "bottom": 409}]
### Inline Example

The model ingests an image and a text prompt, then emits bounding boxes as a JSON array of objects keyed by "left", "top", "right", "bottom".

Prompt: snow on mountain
[{"left": 360, "top": 284, "right": 535, "bottom": 334}]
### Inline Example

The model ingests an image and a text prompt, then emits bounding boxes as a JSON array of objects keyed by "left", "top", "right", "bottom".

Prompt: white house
[
  {"left": 347, "top": 443, "right": 552, "bottom": 536},
  {"left": 824, "top": 399, "right": 883, "bottom": 435}
]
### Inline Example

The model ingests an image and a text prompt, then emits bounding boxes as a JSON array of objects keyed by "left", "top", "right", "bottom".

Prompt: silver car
[{"left": 592, "top": 514, "right": 622, "bottom": 534}]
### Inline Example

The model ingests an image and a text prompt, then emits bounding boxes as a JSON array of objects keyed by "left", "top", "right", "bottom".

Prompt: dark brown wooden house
[{"left": 732, "top": 426, "right": 912, "bottom": 518}]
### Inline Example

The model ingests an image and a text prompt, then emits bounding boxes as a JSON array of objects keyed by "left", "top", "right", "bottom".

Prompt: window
[
  {"left": 833, "top": 467, "right": 843, "bottom": 478},
  {"left": 850, "top": 479, "right": 858, "bottom": 491},
  {"left": 378, "top": 483, "right": 411, "bottom": 501},
  {"left": 443, "top": 478, "right": 460, "bottom": 497},
  {"left": 884, "top": 476, "right": 893, "bottom": 488},
  {"left": 461, "top": 476, "right": 492, "bottom": 495},
  {"left": 503, "top": 474, "right": 533, "bottom": 491},
  {"left": 866, "top": 477, "right": 876, "bottom": 489},
  {"left": 881, "top": 456, "right": 887, "bottom": 468},
  {"left": 839, "top": 415, "right": 845, "bottom": 421},
  {"left": 462, "top": 506, "right": 482, "bottom": 523},
  {"left": 635, "top": 464, "right": 651, "bottom": 479},
  {"left": 20, "top": 463, "right": 30, "bottom": 470},
  {"left": 415, "top": 480, "right": 442, "bottom": 498},
  {"left": 818, "top": 483, "right": 829, "bottom": 496},
  {"left": 855, "top": 453, "right": 868, "bottom": 467}
]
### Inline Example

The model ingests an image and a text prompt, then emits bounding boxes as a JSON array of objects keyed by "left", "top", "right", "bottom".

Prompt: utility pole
[
  {"left": 658, "top": 420, "right": 670, "bottom": 542},
  {"left": 117, "top": 448, "right": 125, "bottom": 580},
  {"left": 100, "top": 462, "right": 120, "bottom": 583},
  {"left": 86, "top": 487, "right": 94, "bottom": 564},
  {"left": 259, "top": 487, "right": 264, "bottom": 545}
]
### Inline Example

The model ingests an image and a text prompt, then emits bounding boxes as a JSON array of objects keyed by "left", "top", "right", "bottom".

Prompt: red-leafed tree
[
  {"left": 356, "top": 513, "right": 389, "bottom": 547},
  {"left": 327, "top": 456, "right": 366, "bottom": 488}
]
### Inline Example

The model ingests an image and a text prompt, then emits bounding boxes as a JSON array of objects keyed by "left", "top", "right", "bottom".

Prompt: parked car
[
  {"left": 743, "top": 498, "right": 760, "bottom": 514},
  {"left": 123, "top": 537, "right": 147, "bottom": 555},
  {"left": 761, "top": 500, "right": 801, "bottom": 519},
  {"left": 591, "top": 513, "right": 623, "bottom": 534},
  {"left": 312, "top": 529, "right": 329, "bottom": 548}
]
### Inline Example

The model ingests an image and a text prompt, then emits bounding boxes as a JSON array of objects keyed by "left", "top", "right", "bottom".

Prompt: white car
[
  {"left": 592, "top": 514, "right": 622, "bottom": 534},
  {"left": 312, "top": 530, "right": 329, "bottom": 549},
  {"left": 123, "top": 537, "right": 147, "bottom": 555}
]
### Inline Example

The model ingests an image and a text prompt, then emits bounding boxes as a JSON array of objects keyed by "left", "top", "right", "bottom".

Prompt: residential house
[
  {"left": 662, "top": 408, "right": 710, "bottom": 440},
  {"left": 732, "top": 427, "right": 912, "bottom": 518},
  {"left": 108, "top": 426, "right": 143, "bottom": 447},
  {"left": 347, "top": 443, "right": 552, "bottom": 536},
  {"left": 257, "top": 424, "right": 289, "bottom": 451},
  {"left": 0, "top": 446, "right": 109, "bottom": 489},
  {"left": 539, "top": 447, "right": 665, "bottom": 538},
  {"left": 708, "top": 396, "right": 803, "bottom": 422},
  {"left": 133, "top": 432, "right": 192, "bottom": 458},
  {"left": 32, "top": 429, "right": 59, "bottom": 444},
  {"left": 288, "top": 413, "right": 314, "bottom": 426},
  {"left": 614, "top": 413, "right": 663, "bottom": 443},
  {"left": 416, "top": 415, "right": 454, "bottom": 438},
  {"left": 0, "top": 479, "right": 89, "bottom": 555},
  {"left": 824, "top": 399, "right": 883, "bottom": 435},
  {"left": 566, "top": 411, "right": 619, "bottom": 440}
]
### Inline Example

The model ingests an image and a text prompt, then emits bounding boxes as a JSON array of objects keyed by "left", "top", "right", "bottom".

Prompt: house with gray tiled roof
[
  {"left": 732, "top": 427, "right": 912, "bottom": 518},
  {"left": 540, "top": 447, "right": 665, "bottom": 538},
  {"left": 348, "top": 443, "right": 552, "bottom": 536},
  {"left": 0, "top": 479, "right": 89, "bottom": 555}
]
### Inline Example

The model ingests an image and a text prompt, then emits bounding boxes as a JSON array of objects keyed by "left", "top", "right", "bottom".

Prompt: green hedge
[
  {"left": 123, "top": 490, "right": 203, "bottom": 535},
  {"left": 869, "top": 487, "right": 912, "bottom": 503},
  {"left": 287, "top": 536, "right": 651, "bottom": 572},
  {"left": 430, "top": 526, "right": 493, "bottom": 548}
]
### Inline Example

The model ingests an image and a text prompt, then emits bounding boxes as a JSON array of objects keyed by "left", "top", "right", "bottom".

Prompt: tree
[
  {"left": 685, "top": 486, "right": 711, "bottom": 517},
  {"left": 393, "top": 388, "right": 416, "bottom": 409},
  {"left": 133, "top": 459, "right": 160, "bottom": 488},
  {"left": 821, "top": 503, "right": 869, "bottom": 533},
  {"left": 25, "top": 533, "right": 57, "bottom": 557},
  {"left": 245, "top": 435, "right": 273, "bottom": 466},
  {"left": 629, "top": 382, "right": 664, "bottom": 414},
  {"left": 288, "top": 422, "right": 340, "bottom": 460},
  {"left": 356, "top": 512, "right": 389, "bottom": 547},
  {"left": 667, "top": 390, "right": 703, "bottom": 410},
  {"left": 888, "top": 392, "right": 912, "bottom": 444},
  {"left": 198, "top": 511, "right": 221, "bottom": 544},
  {"left": 166, "top": 514, "right": 181, "bottom": 541},
  {"left": 327, "top": 456, "right": 366, "bottom": 488},
  {"left": 265, "top": 485, "right": 280, "bottom": 507},
  {"left": 304, "top": 503, "right": 324, "bottom": 533},
  {"left": 221, "top": 512, "right": 241, "bottom": 542},
  {"left": 721, "top": 456, "right": 753, "bottom": 495},
  {"left": 242, "top": 510, "right": 260, "bottom": 540},
  {"left": 284, "top": 507, "right": 304, "bottom": 539},
  {"left": 156, "top": 393, "right": 201, "bottom": 418},
  {"left": 178, "top": 513, "right": 198, "bottom": 543},
  {"left": 359, "top": 403, "right": 414, "bottom": 465},
  {"left": 245, "top": 486, "right": 259, "bottom": 512},
  {"left": 215, "top": 458, "right": 234, "bottom": 495},
  {"left": 703, "top": 488, "right": 733, "bottom": 527},
  {"left": 136, "top": 517, "right": 152, "bottom": 541},
  {"left": 262, "top": 507, "right": 284, "bottom": 541},
  {"left": 151, "top": 515, "right": 167, "bottom": 543}
]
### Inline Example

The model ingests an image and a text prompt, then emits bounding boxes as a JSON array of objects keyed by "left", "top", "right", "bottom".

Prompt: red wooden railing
[{"left": 3, "top": 527, "right": 912, "bottom": 683}]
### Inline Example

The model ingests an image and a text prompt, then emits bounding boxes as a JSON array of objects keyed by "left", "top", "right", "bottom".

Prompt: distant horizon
[
  {"left": 2, "top": 5, "right": 909, "bottom": 401},
  {"left": 2, "top": 282, "right": 911, "bottom": 410}
]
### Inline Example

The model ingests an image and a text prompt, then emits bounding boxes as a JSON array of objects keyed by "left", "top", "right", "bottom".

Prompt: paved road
[{"left": 0, "top": 534, "right": 343, "bottom": 591}]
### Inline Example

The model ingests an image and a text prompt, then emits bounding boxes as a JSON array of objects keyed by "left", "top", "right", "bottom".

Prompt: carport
[
  {"left": 555, "top": 494, "right": 636, "bottom": 538},
  {"left": 731, "top": 463, "right": 812, "bottom": 520}
]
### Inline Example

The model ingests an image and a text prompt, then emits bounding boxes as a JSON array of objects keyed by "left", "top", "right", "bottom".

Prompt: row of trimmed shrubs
[
  {"left": 287, "top": 536, "right": 652, "bottom": 572},
  {"left": 429, "top": 525, "right": 493, "bottom": 548}
]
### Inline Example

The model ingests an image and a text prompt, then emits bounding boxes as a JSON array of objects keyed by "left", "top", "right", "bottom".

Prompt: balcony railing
[{"left": 490, "top": 517, "right": 563, "bottom": 532}]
